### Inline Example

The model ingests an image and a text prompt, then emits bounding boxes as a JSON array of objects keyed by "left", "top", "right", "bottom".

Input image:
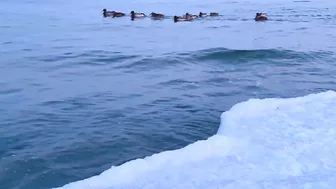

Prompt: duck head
[{"left": 102, "top": 9, "right": 107, "bottom": 17}]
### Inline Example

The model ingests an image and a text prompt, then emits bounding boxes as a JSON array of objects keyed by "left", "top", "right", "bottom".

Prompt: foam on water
[{"left": 56, "top": 91, "right": 336, "bottom": 189}]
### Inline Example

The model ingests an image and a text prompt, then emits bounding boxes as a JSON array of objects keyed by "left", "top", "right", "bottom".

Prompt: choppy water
[{"left": 1, "top": 0, "right": 336, "bottom": 188}]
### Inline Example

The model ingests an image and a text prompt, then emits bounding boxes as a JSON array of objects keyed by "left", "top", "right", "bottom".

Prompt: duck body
[
  {"left": 210, "top": 12, "right": 219, "bottom": 16},
  {"left": 113, "top": 12, "right": 126, "bottom": 17},
  {"left": 150, "top": 12, "right": 165, "bottom": 19},
  {"left": 255, "top": 13, "right": 268, "bottom": 21},
  {"left": 188, "top": 15, "right": 198, "bottom": 19},
  {"left": 174, "top": 16, "right": 194, "bottom": 22},
  {"left": 131, "top": 11, "right": 146, "bottom": 18}
]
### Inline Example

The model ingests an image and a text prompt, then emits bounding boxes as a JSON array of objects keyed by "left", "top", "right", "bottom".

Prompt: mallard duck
[
  {"left": 173, "top": 15, "right": 194, "bottom": 22},
  {"left": 255, "top": 13, "right": 268, "bottom": 21},
  {"left": 184, "top": 13, "right": 198, "bottom": 19},
  {"left": 102, "top": 9, "right": 125, "bottom": 18},
  {"left": 150, "top": 12, "right": 165, "bottom": 19},
  {"left": 102, "top": 9, "right": 115, "bottom": 17},
  {"left": 210, "top": 12, "right": 219, "bottom": 16},
  {"left": 199, "top": 12, "right": 208, "bottom": 17},
  {"left": 130, "top": 11, "right": 146, "bottom": 18}
]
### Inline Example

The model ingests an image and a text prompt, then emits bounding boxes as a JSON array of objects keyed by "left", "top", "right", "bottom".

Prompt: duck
[
  {"left": 184, "top": 13, "right": 198, "bottom": 19},
  {"left": 102, "top": 9, "right": 125, "bottom": 18},
  {"left": 150, "top": 12, "right": 165, "bottom": 19},
  {"left": 255, "top": 13, "right": 268, "bottom": 21},
  {"left": 210, "top": 12, "right": 219, "bottom": 16},
  {"left": 199, "top": 12, "right": 208, "bottom": 17},
  {"left": 102, "top": 9, "right": 115, "bottom": 17},
  {"left": 174, "top": 15, "right": 194, "bottom": 22},
  {"left": 130, "top": 11, "right": 146, "bottom": 18}
]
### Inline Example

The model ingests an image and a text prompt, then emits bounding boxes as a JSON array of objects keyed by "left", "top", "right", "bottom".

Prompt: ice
[{"left": 56, "top": 90, "right": 336, "bottom": 189}]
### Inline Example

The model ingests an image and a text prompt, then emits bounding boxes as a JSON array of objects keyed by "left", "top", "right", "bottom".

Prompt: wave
[
  {"left": 55, "top": 90, "right": 336, "bottom": 189},
  {"left": 28, "top": 48, "right": 335, "bottom": 72},
  {"left": 114, "top": 48, "right": 335, "bottom": 72},
  {"left": 186, "top": 48, "right": 335, "bottom": 62}
]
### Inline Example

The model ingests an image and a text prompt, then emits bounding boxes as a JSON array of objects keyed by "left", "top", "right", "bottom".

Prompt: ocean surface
[{"left": 1, "top": 0, "right": 336, "bottom": 188}]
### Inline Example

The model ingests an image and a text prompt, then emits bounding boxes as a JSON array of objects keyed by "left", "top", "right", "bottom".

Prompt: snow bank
[{"left": 56, "top": 90, "right": 336, "bottom": 189}]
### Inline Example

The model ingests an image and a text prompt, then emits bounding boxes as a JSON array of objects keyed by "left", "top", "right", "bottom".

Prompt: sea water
[{"left": 1, "top": 0, "right": 336, "bottom": 188}]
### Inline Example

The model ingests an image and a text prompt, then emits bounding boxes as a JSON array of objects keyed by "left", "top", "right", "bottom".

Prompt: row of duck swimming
[{"left": 103, "top": 9, "right": 268, "bottom": 21}]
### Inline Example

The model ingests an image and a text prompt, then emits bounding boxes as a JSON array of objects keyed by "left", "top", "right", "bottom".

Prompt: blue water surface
[{"left": 1, "top": 0, "right": 336, "bottom": 188}]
